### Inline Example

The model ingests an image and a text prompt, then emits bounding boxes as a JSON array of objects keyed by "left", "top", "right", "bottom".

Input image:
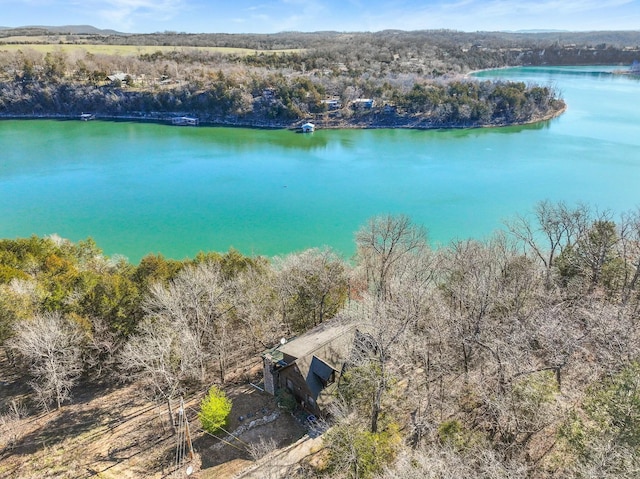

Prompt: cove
[{"left": 1, "top": 66, "right": 639, "bottom": 263}]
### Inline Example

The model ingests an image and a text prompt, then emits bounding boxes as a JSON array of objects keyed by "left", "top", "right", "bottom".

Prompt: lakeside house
[
  {"left": 262, "top": 320, "right": 357, "bottom": 416},
  {"left": 301, "top": 122, "right": 315, "bottom": 132},
  {"left": 107, "top": 72, "right": 128, "bottom": 83},
  {"left": 321, "top": 98, "right": 342, "bottom": 110}
]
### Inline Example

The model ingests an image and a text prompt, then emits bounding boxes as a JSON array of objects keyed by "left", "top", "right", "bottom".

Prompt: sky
[{"left": 1, "top": 0, "right": 639, "bottom": 34}]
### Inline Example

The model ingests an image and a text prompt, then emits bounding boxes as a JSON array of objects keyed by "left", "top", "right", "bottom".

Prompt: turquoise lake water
[{"left": 1, "top": 66, "right": 639, "bottom": 262}]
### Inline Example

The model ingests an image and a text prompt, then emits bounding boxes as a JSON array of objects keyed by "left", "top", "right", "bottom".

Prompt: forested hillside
[
  {"left": 5, "top": 29, "right": 627, "bottom": 127},
  {"left": 2, "top": 201, "right": 640, "bottom": 477}
]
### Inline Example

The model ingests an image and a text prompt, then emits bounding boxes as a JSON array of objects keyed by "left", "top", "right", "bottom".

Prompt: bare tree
[
  {"left": 346, "top": 280, "right": 431, "bottom": 433},
  {"left": 12, "top": 312, "right": 84, "bottom": 410},
  {"left": 344, "top": 221, "right": 436, "bottom": 434},
  {"left": 142, "top": 261, "right": 235, "bottom": 383},
  {"left": 375, "top": 443, "right": 528, "bottom": 479},
  {"left": 119, "top": 314, "right": 207, "bottom": 404},
  {"left": 525, "top": 303, "right": 587, "bottom": 390},
  {"left": 231, "top": 265, "right": 282, "bottom": 349},
  {"left": 505, "top": 200, "right": 589, "bottom": 289},
  {"left": 574, "top": 213, "right": 619, "bottom": 290},
  {"left": 0, "top": 399, "right": 28, "bottom": 453},
  {"left": 618, "top": 208, "right": 640, "bottom": 308},
  {"left": 119, "top": 259, "right": 240, "bottom": 425},
  {"left": 247, "top": 436, "right": 277, "bottom": 461},
  {"left": 569, "top": 440, "right": 640, "bottom": 479},
  {"left": 120, "top": 317, "right": 185, "bottom": 400},
  {"left": 83, "top": 316, "right": 123, "bottom": 380},
  {"left": 273, "top": 247, "right": 349, "bottom": 333},
  {"left": 355, "top": 214, "right": 428, "bottom": 300},
  {"left": 559, "top": 362, "right": 640, "bottom": 479},
  {"left": 438, "top": 237, "right": 512, "bottom": 380}
]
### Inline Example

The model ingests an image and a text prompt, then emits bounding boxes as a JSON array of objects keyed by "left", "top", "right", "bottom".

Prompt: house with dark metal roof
[{"left": 262, "top": 319, "right": 357, "bottom": 416}]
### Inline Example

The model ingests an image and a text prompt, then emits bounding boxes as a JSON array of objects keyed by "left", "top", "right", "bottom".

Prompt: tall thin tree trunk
[
  {"left": 219, "top": 351, "right": 226, "bottom": 384},
  {"left": 371, "top": 383, "right": 383, "bottom": 434}
]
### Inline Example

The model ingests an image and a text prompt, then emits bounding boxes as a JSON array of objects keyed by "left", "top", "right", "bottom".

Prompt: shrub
[
  {"left": 199, "top": 386, "right": 232, "bottom": 434},
  {"left": 275, "top": 388, "right": 297, "bottom": 412},
  {"left": 437, "top": 419, "right": 484, "bottom": 450},
  {"left": 323, "top": 419, "right": 401, "bottom": 478}
]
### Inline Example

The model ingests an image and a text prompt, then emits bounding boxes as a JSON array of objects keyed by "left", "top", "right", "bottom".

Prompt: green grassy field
[{"left": 0, "top": 39, "right": 301, "bottom": 56}]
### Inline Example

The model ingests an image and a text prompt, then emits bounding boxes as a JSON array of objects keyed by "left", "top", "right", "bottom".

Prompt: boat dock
[{"left": 171, "top": 116, "right": 199, "bottom": 126}]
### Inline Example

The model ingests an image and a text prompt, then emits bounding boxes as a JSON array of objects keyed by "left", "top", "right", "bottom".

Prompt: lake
[{"left": 1, "top": 66, "right": 639, "bottom": 262}]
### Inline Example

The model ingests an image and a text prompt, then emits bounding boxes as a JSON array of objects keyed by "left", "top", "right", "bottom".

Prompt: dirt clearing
[{"left": 1, "top": 352, "right": 307, "bottom": 479}]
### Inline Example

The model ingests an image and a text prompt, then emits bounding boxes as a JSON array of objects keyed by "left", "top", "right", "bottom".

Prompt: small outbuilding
[{"left": 301, "top": 122, "right": 315, "bottom": 133}]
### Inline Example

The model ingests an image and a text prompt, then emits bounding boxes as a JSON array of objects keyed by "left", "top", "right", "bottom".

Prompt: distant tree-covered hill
[{"left": 1, "top": 25, "right": 124, "bottom": 35}]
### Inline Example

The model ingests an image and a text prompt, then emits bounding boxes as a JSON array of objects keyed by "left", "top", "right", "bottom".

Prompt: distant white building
[
  {"left": 107, "top": 72, "right": 128, "bottom": 83},
  {"left": 171, "top": 116, "right": 199, "bottom": 126},
  {"left": 321, "top": 98, "right": 342, "bottom": 110}
]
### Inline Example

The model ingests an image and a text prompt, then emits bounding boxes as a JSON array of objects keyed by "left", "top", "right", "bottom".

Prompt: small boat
[
  {"left": 301, "top": 122, "right": 315, "bottom": 133},
  {"left": 80, "top": 113, "right": 95, "bottom": 121}
]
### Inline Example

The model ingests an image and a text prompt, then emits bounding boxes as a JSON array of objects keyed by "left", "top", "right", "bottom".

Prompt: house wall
[
  {"left": 278, "top": 365, "right": 320, "bottom": 415},
  {"left": 263, "top": 358, "right": 276, "bottom": 395}
]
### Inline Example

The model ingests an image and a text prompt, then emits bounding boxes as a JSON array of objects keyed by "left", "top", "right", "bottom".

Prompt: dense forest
[{"left": 2, "top": 201, "right": 640, "bottom": 477}]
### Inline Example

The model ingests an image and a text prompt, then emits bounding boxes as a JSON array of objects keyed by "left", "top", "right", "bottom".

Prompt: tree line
[
  {"left": 2, "top": 201, "right": 640, "bottom": 477},
  {"left": 2, "top": 28, "right": 639, "bottom": 72}
]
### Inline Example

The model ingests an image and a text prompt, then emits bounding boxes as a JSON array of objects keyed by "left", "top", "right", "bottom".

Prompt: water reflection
[{"left": 1, "top": 65, "right": 639, "bottom": 262}]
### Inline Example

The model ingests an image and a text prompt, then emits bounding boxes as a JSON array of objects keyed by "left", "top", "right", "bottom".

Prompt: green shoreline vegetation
[
  {"left": 0, "top": 60, "right": 564, "bottom": 130},
  {"left": 13, "top": 29, "right": 640, "bottom": 129}
]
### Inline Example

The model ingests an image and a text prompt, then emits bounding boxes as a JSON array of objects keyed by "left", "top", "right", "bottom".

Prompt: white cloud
[
  {"left": 476, "top": 0, "right": 634, "bottom": 17},
  {"left": 86, "top": 0, "right": 186, "bottom": 31},
  {"left": 351, "top": 0, "right": 638, "bottom": 32},
  {"left": 236, "top": 0, "right": 331, "bottom": 32}
]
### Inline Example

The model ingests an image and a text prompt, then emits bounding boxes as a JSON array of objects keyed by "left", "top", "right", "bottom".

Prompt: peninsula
[{"left": 8, "top": 28, "right": 637, "bottom": 129}]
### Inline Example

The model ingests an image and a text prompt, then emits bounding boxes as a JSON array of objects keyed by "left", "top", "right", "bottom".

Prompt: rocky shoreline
[
  {"left": 0, "top": 102, "right": 567, "bottom": 131},
  {"left": 296, "top": 104, "right": 567, "bottom": 131}
]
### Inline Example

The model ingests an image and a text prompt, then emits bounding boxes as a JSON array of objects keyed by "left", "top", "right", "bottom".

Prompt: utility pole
[
  {"left": 183, "top": 397, "right": 194, "bottom": 460},
  {"left": 174, "top": 396, "right": 195, "bottom": 477}
]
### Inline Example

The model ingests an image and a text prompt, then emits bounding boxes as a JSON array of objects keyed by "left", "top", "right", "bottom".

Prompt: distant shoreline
[{"left": 0, "top": 103, "right": 567, "bottom": 131}]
